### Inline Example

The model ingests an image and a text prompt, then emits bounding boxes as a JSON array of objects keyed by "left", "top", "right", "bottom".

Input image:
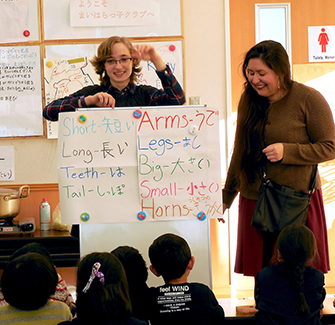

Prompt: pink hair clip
[{"left": 82, "top": 262, "right": 105, "bottom": 293}]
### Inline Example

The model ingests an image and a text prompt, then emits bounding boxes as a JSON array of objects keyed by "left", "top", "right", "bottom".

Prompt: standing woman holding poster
[
  {"left": 43, "top": 36, "right": 185, "bottom": 121},
  {"left": 221, "top": 40, "right": 335, "bottom": 277}
]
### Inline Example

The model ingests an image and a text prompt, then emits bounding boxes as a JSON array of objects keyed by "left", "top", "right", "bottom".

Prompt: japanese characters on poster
[
  {"left": 0, "top": 146, "right": 15, "bottom": 181},
  {"left": 70, "top": 0, "right": 160, "bottom": 27},
  {"left": 57, "top": 107, "right": 222, "bottom": 224},
  {"left": 0, "top": 46, "right": 43, "bottom": 137}
]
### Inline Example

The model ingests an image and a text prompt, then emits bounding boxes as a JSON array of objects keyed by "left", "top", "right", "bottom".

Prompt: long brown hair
[{"left": 234, "top": 40, "right": 293, "bottom": 188}]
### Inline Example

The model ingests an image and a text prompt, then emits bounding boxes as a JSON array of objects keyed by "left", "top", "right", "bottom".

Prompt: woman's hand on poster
[
  {"left": 84, "top": 93, "right": 115, "bottom": 108},
  {"left": 262, "top": 143, "right": 284, "bottom": 162}
]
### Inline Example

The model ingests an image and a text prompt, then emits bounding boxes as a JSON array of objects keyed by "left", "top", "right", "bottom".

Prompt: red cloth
[{"left": 234, "top": 188, "right": 330, "bottom": 277}]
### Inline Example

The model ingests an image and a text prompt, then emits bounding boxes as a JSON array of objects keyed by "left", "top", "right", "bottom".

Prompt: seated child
[
  {"left": 0, "top": 242, "right": 75, "bottom": 314},
  {"left": 58, "top": 252, "right": 147, "bottom": 325},
  {"left": 111, "top": 246, "right": 149, "bottom": 323},
  {"left": 146, "top": 233, "right": 225, "bottom": 325},
  {"left": 255, "top": 224, "right": 326, "bottom": 324},
  {"left": 0, "top": 252, "right": 72, "bottom": 324}
]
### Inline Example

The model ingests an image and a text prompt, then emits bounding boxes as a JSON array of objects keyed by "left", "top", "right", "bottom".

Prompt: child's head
[
  {"left": 1, "top": 252, "right": 58, "bottom": 310},
  {"left": 277, "top": 224, "right": 317, "bottom": 265},
  {"left": 76, "top": 252, "right": 131, "bottom": 323},
  {"left": 148, "top": 233, "right": 193, "bottom": 282},
  {"left": 9, "top": 242, "right": 53, "bottom": 263},
  {"left": 111, "top": 246, "right": 148, "bottom": 290},
  {"left": 277, "top": 224, "right": 317, "bottom": 316}
]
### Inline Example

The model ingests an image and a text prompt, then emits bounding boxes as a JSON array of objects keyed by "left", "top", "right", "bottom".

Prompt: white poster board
[
  {"left": 0, "top": 0, "right": 39, "bottom": 44},
  {"left": 0, "top": 46, "right": 43, "bottom": 137},
  {"left": 58, "top": 106, "right": 222, "bottom": 224}
]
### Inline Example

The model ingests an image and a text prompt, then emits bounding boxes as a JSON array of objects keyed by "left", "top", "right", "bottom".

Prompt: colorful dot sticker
[
  {"left": 23, "top": 30, "right": 30, "bottom": 37},
  {"left": 78, "top": 114, "right": 87, "bottom": 123},
  {"left": 197, "top": 212, "right": 206, "bottom": 221},
  {"left": 137, "top": 211, "right": 146, "bottom": 221},
  {"left": 46, "top": 61, "right": 54, "bottom": 68},
  {"left": 169, "top": 44, "right": 176, "bottom": 52},
  {"left": 133, "top": 109, "right": 142, "bottom": 119},
  {"left": 80, "top": 212, "right": 90, "bottom": 222}
]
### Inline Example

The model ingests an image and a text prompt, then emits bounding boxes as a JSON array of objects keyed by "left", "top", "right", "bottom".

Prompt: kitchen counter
[{"left": 0, "top": 225, "right": 80, "bottom": 268}]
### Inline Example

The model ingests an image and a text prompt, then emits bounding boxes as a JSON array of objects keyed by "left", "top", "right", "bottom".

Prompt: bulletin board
[
  {"left": 0, "top": 0, "right": 183, "bottom": 138},
  {"left": 44, "top": 41, "right": 184, "bottom": 139}
]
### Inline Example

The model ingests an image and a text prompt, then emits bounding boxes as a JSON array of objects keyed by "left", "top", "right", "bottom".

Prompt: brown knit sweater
[{"left": 223, "top": 81, "right": 335, "bottom": 207}]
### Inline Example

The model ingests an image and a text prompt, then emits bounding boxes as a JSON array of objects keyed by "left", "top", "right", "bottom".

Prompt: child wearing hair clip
[{"left": 58, "top": 252, "right": 147, "bottom": 325}]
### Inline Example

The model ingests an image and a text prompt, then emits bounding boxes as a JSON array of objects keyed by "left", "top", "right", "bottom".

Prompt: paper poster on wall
[
  {"left": 43, "top": 0, "right": 181, "bottom": 40},
  {"left": 0, "top": 46, "right": 43, "bottom": 137},
  {"left": 0, "top": 0, "right": 28, "bottom": 43},
  {"left": 0, "top": 146, "right": 15, "bottom": 181},
  {"left": 57, "top": 106, "right": 222, "bottom": 224},
  {"left": 0, "top": 0, "right": 39, "bottom": 44},
  {"left": 44, "top": 56, "right": 100, "bottom": 138},
  {"left": 70, "top": 0, "right": 159, "bottom": 27},
  {"left": 44, "top": 41, "right": 183, "bottom": 139}
]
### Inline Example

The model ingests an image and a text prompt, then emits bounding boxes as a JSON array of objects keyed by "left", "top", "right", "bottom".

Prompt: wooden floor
[{"left": 218, "top": 296, "right": 335, "bottom": 324}]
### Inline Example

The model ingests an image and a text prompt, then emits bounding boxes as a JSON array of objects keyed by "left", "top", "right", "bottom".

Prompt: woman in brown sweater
[{"left": 222, "top": 40, "right": 335, "bottom": 277}]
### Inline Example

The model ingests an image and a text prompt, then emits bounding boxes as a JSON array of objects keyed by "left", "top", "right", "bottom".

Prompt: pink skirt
[{"left": 234, "top": 188, "right": 330, "bottom": 277}]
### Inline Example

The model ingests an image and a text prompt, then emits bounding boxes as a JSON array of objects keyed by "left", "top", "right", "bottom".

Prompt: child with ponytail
[{"left": 255, "top": 224, "right": 326, "bottom": 324}]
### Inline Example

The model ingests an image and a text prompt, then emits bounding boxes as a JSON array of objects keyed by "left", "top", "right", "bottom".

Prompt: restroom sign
[{"left": 308, "top": 26, "right": 335, "bottom": 62}]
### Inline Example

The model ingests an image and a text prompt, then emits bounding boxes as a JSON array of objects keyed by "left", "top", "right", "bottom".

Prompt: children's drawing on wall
[
  {"left": 44, "top": 57, "right": 100, "bottom": 138},
  {"left": 137, "top": 42, "right": 183, "bottom": 89},
  {"left": 44, "top": 57, "right": 99, "bottom": 106}
]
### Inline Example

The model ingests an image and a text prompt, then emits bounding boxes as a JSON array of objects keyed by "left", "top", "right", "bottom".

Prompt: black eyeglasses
[{"left": 105, "top": 58, "right": 133, "bottom": 66}]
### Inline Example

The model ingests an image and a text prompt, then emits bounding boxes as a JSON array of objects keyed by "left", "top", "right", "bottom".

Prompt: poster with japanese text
[
  {"left": 0, "top": 46, "right": 43, "bottom": 137},
  {"left": 70, "top": 0, "right": 159, "bottom": 27},
  {"left": 57, "top": 106, "right": 222, "bottom": 224}
]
